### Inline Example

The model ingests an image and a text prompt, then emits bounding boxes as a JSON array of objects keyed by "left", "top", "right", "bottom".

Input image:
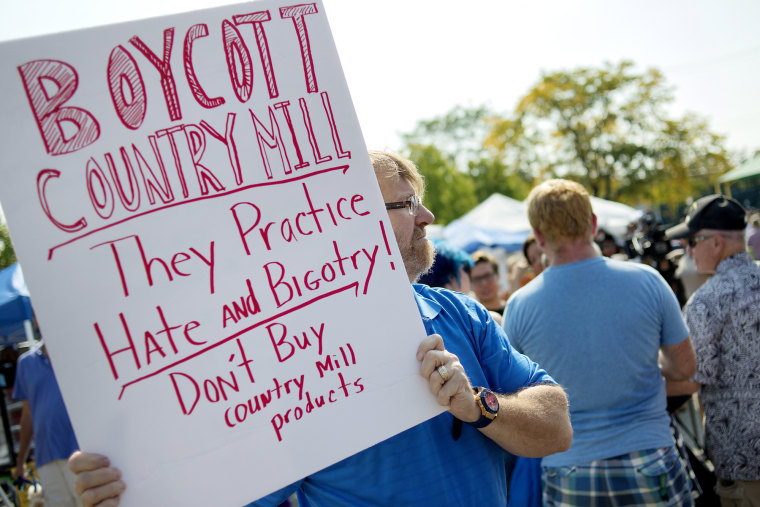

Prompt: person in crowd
[
  {"left": 469, "top": 251, "right": 507, "bottom": 323},
  {"left": 418, "top": 239, "right": 507, "bottom": 326},
  {"left": 595, "top": 229, "right": 622, "bottom": 258},
  {"left": 505, "top": 234, "right": 544, "bottom": 300},
  {"left": 747, "top": 211, "right": 760, "bottom": 260},
  {"left": 672, "top": 239, "right": 711, "bottom": 303},
  {"left": 420, "top": 238, "right": 536, "bottom": 505},
  {"left": 68, "top": 151, "right": 572, "bottom": 507},
  {"left": 502, "top": 232, "right": 548, "bottom": 506},
  {"left": 622, "top": 220, "right": 639, "bottom": 259},
  {"left": 503, "top": 179, "right": 696, "bottom": 505},
  {"left": 522, "top": 233, "right": 544, "bottom": 276},
  {"left": 417, "top": 239, "right": 473, "bottom": 294},
  {"left": 665, "top": 194, "right": 760, "bottom": 506},
  {"left": 419, "top": 234, "right": 541, "bottom": 506},
  {"left": 13, "top": 332, "right": 81, "bottom": 507}
]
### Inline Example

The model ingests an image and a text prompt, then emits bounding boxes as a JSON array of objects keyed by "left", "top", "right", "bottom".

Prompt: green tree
[
  {"left": 403, "top": 144, "right": 478, "bottom": 225},
  {"left": 399, "top": 61, "right": 736, "bottom": 221},
  {"left": 488, "top": 60, "right": 732, "bottom": 212},
  {"left": 467, "top": 156, "right": 532, "bottom": 203},
  {"left": 401, "top": 104, "right": 494, "bottom": 167},
  {"left": 401, "top": 105, "right": 533, "bottom": 207},
  {"left": 0, "top": 223, "right": 17, "bottom": 270}
]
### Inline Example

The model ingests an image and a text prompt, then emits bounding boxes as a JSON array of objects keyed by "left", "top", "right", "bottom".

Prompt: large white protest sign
[{"left": 0, "top": 1, "right": 444, "bottom": 504}]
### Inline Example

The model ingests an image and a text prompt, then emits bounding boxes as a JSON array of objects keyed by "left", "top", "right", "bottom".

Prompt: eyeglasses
[
  {"left": 470, "top": 272, "right": 496, "bottom": 285},
  {"left": 385, "top": 195, "right": 423, "bottom": 216},
  {"left": 688, "top": 234, "right": 715, "bottom": 248}
]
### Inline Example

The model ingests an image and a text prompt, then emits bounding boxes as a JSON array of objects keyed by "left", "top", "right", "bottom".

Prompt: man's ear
[
  {"left": 713, "top": 233, "right": 726, "bottom": 253},
  {"left": 533, "top": 229, "right": 546, "bottom": 249}
]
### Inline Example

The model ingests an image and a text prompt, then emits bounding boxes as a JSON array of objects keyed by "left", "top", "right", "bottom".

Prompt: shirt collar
[
  {"left": 717, "top": 252, "right": 753, "bottom": 274},
  {"left": 413, "top": 284, "right": 442, "bottom": 321}
]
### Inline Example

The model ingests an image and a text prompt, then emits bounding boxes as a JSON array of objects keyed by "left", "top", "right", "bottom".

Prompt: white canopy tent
[
  {"left": 589, "top": 196, "right": 643, "bottom": 239},
  {"left": 443, "top": 194, "right": 530, "bottom": 253},
  {"left": 443, "top": 193, "right": 641, "bottom": 253}
]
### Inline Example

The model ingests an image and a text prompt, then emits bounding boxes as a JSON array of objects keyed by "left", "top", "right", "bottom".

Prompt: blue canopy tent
[
  {"left": 0, "top": 263, "right": 33, "bottom": 345},
  {"left": 0, "top": 262, "right": 34, "bottom": 467}
]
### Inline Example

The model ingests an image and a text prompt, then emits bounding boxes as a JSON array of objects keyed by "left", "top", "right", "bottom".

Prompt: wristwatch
[{"left": 469, "top": 387, "right": 499, "bottom": 428}]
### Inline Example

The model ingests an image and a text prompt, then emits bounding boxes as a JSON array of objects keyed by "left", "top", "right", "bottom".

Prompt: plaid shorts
[{"left": 542, "top": 446, "right": 694, "bottom": 506}]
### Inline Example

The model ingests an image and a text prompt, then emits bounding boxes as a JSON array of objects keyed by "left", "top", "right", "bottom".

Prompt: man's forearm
[
  {"left": 480, "top": 383, "right": 572, "bottom": 457},
  {"left": 15, "top": 403, "right": 33, "bottom": 474},
  {"left": 666, "top": 380, "right": 700, "bottom": 397},
  {"left": 659, "top": 338, "right": 697, "bottom": 381}
]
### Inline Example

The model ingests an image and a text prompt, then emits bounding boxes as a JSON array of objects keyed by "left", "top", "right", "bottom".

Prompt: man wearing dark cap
[{"left": 665, "top": 194, "right": 760, "bottom": 506}]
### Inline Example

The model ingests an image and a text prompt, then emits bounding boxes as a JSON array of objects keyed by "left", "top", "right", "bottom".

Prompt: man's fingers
[
  {"left": 417, "top": 336, "right": 475, "bottom": 415},
  {"left": 425, "top": 359, "right": 466, "bottom": 398},
  {"left": 419, "top": 349, "right": 449, "bottom": 379},
  {"left": 69, "top": 451, "right": 125, "bottom": 507},
  {"left": 416, "top": 334, "right": 444, "bottom": 360},
  {"left": 68, "top": 451, "right": 110, "bottom": 474},
  {"left": 79, "top": 479, "right": 126, "bottom": 507},
  {"left": 74, "top": 466, "right": 122, "bottom": 494}
]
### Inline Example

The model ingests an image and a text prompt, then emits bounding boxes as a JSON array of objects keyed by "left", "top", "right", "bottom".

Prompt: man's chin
[{"left": 406, "top": 243, "right": 435, "bottom": 282}]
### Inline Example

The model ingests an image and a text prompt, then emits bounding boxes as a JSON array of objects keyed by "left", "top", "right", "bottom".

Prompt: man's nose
[{"left": 416, "top": 203, "right": 434, "bottom": 226}]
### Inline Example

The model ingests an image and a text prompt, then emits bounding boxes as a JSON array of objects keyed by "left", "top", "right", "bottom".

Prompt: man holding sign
[{"left": 70, "top": 151, "right": 572, "bottom": 505}]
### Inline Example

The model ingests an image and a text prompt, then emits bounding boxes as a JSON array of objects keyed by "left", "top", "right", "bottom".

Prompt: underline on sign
[
  {"left": 47, "top": 164, "right": 349, "bottom": 260},
  {"left": 117, "top": 280, "right": 360, "bottom": 400}
]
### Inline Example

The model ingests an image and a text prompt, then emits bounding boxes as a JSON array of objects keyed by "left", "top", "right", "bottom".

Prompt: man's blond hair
[
  {"left": 526, "top": 179, "right": 594, "bottom": 244},
  {"left": 368, "top": 150, "right": 425, "bottom": 196}
]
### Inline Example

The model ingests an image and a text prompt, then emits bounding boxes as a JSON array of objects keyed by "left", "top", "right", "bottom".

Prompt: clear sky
[{"left": 2, "top": 0, "right": 759, "bottom": 156}]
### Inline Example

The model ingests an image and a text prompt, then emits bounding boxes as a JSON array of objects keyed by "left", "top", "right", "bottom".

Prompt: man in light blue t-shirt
[{"left": 504, "top": 179, "right": 697, "bottom": 506}]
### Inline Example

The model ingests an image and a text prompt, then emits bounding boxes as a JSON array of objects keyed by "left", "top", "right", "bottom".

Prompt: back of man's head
[{"left": 527, "top": 179, "right": 593, "bottom": 244}]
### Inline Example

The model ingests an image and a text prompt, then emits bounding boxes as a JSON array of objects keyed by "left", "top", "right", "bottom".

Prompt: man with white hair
[{"left": 666, "top": 194, "right": 760, "bottom": 506}]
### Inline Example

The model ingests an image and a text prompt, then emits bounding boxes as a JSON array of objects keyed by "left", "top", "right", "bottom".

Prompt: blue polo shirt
[
  {"left": 12, "top": 343, "right": 79, "bottom": 467},
  {"left": 251, "top": 285, "right": 555, "bottom": 506}
]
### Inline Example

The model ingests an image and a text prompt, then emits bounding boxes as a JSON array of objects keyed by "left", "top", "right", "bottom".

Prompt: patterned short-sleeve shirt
[{"left": 685, "top": 252, "right": 760, "bottom": 481}]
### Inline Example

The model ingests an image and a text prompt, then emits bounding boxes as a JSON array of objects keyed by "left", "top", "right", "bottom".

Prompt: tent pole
[
  {"left": 22, "top": 320, "right": 34, "bottom": 344},
  {"left": 0, "top": 388, "right": 15, "bottom": 467}
]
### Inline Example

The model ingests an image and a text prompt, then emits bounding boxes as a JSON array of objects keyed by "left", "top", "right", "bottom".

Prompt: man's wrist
[{"left": 468, "top": 387, "right": 499, "bottom": 428}]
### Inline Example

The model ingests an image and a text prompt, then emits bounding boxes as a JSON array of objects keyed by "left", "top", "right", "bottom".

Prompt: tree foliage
[
  {"left": 489, "top": 61, "right": 732, "bottom": 210},
  {"left": 401, "top": 104, "right": 493, "bottom": 166},
  {"left": 403, "top": 144, "right": 478, "bottom": 224},
  {"left": 401, "top": 105, "right": 533, "bottom": 218},
  {"left": 0, "top": 223, "right": 17, "bottom": 270},
  {"left": 400, "top": 61, "right": 735, "bottom": 221},
  {"left": 467, "top": 156, "right": 532, "bottom": 204}
]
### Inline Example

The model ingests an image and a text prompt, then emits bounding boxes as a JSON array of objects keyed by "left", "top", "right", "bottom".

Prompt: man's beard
[{"left": 398, "top": 227, "right": 435, "bottom": 282}]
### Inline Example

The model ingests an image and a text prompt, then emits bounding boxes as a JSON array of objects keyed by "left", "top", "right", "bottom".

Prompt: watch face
[{"left": 483, "top": 390, "right": 499, "bottom": 413}]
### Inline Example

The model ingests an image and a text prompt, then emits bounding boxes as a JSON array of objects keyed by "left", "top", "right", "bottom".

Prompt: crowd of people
[
  {"left": 6, "top": 151, "right": 758, "bottom": 506},
  {"left": 441, "top": 188, "right": 759, "bottom": 507}
]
